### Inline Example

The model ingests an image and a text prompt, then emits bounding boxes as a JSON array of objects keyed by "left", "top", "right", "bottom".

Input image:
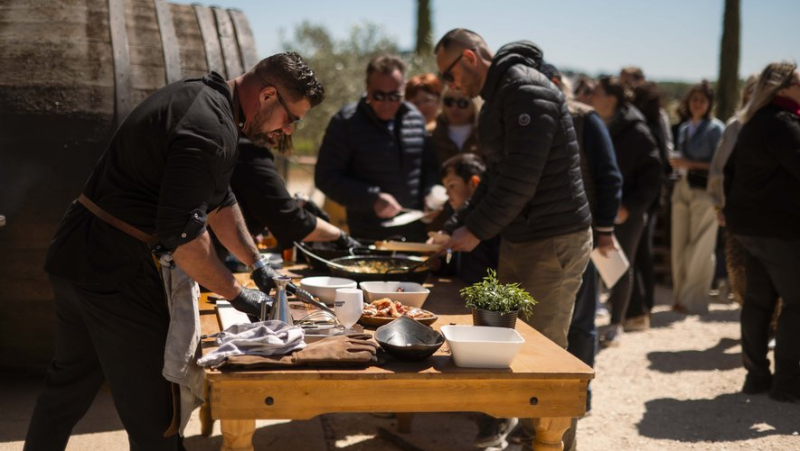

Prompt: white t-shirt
[{"left": 448, "top": 124, "right": 473, "bottom": 151}]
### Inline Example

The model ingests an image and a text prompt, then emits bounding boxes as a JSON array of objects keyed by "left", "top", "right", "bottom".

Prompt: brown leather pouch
[{"left": 222, "top": 334, "right": 381, "bottom": 369}]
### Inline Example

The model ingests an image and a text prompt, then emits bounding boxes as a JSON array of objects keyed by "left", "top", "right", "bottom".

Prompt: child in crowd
[{"left": 428, "top": 153, "right": 499, "bottom": 285}]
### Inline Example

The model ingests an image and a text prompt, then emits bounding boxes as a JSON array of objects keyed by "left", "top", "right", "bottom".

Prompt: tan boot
[{"left": 622, "top": 314, "right": 650, "bottom": 332}]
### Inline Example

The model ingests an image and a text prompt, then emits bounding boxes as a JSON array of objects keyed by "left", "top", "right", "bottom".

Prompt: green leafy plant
[{"left": 460, "top": 269, "right": 537, "bottom": 318}]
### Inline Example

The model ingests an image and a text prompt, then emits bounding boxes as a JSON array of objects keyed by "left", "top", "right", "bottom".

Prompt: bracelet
[{"left": 248, "top": 256, "right": 268, "bottom": 272}]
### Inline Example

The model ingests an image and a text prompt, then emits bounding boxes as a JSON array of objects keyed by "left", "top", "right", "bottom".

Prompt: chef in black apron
[{"left": 24, "top": 52, "right": 325, "bottom": 450}]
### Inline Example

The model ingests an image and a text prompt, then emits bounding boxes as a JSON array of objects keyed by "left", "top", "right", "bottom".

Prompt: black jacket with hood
[
  {"left": 461, "top": 41, "right": 591, "bottom": 242},
  {"left": 605, "top": 104, "right": 662, "bottom": 218}
]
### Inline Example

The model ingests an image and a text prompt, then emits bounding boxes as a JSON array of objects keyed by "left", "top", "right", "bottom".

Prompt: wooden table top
[{"left": 199, "top": 266, "right": 594, "bottom": 382}]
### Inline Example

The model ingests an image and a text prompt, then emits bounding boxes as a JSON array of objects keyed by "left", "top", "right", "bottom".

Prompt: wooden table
[{"left": 198, "top": 271, "right": 593, "bottom": 451}]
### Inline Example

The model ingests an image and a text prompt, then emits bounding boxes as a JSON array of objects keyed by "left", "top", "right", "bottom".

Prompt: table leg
[
  {"left": 531, "top": 417, "right": 571, "bottom": 451},
  {"left": 396, "top": 413, "right": 414, "bottom": 433},
  {"left": 220, "top": 419, "right": 255, "bottom": 451},
  {"left": 200, "top": 381, "right": 214, "bottom": 437}
]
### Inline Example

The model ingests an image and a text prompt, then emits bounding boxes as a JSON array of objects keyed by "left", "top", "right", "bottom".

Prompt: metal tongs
[{"left": 291, "top": 284, "right": 336, "bottom": 316}]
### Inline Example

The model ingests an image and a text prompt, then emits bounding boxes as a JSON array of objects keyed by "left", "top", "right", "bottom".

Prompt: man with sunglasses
[
  {"left": 315, "top": 54, "right": 439, "bottom": 242},
  {"left": 27, "top": 53, "right": 324, "bottom": 449},
  {"left": 435, "top": 29, "right": 592, "bottom": 451}
]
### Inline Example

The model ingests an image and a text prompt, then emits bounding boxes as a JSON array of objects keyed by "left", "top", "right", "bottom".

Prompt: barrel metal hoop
[
  {"left": 193, "top": 4, "right": 225, "bottom": 76},
  {"left": 108, "top": 0, "right": 131, "bottom": 126},
  {"left": 153, "top": 0, "right": 182, "bottom": 84},
  {"left": 213, "top": 8, "right": 243, "bottom": 79},
  {"left": 228, "top": 9, "right": 259, "bottom": 72}
]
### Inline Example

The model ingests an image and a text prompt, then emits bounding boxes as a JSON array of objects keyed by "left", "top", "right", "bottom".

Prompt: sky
[{"left": 175, "top": 0, "right": 800, "bottom": 82}]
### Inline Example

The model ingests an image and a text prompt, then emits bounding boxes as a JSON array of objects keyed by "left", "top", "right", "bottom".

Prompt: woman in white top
[{"left": 431, "top": 87, "right": 481, "bottom": 168}]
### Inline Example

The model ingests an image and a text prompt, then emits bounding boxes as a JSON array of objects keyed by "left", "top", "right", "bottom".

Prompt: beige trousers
[
  {"left": 671, "top": 178, "right": 719, "bottom": 314},
  {"left": 500, "top": 228, "right": 592, "bottom": 451},
  {"left": 498, "top": 227, "right": 593, "bottom": 348}
]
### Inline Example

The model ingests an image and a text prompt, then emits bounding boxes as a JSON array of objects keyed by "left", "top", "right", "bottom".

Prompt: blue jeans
[{"left": 567, "top": 259, "right": 598, "bottom": 411}]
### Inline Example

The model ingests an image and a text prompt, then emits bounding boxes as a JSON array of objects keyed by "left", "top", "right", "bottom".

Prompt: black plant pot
[{"left": 472, "top": 308, "right": 519, "bottom": 329}]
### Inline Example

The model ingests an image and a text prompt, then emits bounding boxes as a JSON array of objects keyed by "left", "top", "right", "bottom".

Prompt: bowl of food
[
  {"left": 298, "top": 276, "right": 358, "bottom": 305},
  {"left": 440, "top": 325, "right": 525, "bottom": 368},
  {"left": 375, "top": 316, "right": 444, "bottom": 362},
  {"left": 360, "top": 298, "right": 437, "bottom": 326},
  {"left": 359, "top": 281, "right": 430, "bottom": 308}
]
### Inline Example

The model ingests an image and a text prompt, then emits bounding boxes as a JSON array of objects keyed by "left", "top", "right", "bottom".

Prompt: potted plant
[{"left": 460, "top": 269, "right": 537, "bottom": 328}]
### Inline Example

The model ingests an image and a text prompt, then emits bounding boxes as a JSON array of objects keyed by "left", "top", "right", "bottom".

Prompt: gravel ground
[{"left": 2, "top": 285, "right": 798, "bottom": 451}]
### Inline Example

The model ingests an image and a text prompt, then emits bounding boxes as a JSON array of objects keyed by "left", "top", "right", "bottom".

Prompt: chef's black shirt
[
  {"left": 45, "top": 72, "right": 239, "bottom": 285},
  {"left": 229, "top": 138, "right": 318, "bottom": 249}
]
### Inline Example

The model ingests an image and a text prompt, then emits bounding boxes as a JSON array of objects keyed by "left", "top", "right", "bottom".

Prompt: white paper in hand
[{"left": 591, "top": 237, "right": 630, "bottom": 289}]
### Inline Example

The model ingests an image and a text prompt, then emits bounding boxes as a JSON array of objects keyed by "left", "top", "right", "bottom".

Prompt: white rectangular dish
[{"left": 440, "top": 325, "right": 525, "bottom": 368}]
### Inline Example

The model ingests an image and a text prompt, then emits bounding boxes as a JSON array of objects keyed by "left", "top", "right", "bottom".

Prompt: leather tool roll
[{"left": 222, "top": 334, "right": 381, "bottom": 369}]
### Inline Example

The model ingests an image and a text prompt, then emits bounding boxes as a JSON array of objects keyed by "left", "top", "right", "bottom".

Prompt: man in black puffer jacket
[
  {"left": 435, "top": 29, "right": 592, "bottom": 451},
  {"left": 315, "top": 54, "right": 438, "bottom": 242}
]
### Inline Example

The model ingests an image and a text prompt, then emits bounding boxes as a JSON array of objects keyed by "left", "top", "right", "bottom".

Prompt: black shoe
[
  {"left": 473, "top": 416, "right": 518, "bottom": 448},
  {"left": 506, "top": 422, "right": 533, "bottom": 445},
  {"left": 769, "top": 383, "right": 800, "bottom": 403},
  {"left": 742, "top": 373, "right": 772, "bottom": 395}
]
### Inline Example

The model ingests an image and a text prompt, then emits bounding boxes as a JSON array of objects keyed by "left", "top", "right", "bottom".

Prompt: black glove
[
  {"left": 229, "top": 288, "right": 273, "bottom": 320},
  {"left": 334, "top": 230, "right": 361, "bottom": 250},
  {"left": 252, "top": 261, "right": 306, "bottom": 297},
  {"left": 302, "top": 199, "right": 331, "bottom": 222},
  {"left": 251, "top": 264, "right": 279, "bottom": 294}
]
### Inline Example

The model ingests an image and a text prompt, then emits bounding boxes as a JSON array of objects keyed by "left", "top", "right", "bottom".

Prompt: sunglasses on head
[
  {"left": 443, "top": 97, "right": 471, "bottom": 109},
  {"left": 372, "top": 90, "right": 403, "bottom": 102}
]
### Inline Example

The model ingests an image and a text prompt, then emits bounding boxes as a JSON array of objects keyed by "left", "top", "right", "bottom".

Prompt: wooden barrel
[{"left": 0, "top": 0, "right": 259, "bottom": 371}]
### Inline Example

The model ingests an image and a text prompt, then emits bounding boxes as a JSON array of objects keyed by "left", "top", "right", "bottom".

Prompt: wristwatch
[{"left": 247, "top": 256, "right": 269, "bottom": 272}]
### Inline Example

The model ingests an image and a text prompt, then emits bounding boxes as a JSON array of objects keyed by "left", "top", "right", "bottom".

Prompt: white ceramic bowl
[
  {"left": 299, "top": 276, "right": 358, "bottom": 305},
  {"left": 359, "top": 281, "right": 431, "bottom": 308},
  {"left": 440, "top": 325, "right": 525, "bottom": 368}
]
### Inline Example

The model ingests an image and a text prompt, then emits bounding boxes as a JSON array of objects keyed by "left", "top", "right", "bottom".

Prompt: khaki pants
[
  {"left": 671, "top": 178, "right": 718, "bottom": 314},
  {"left": 498, "top": 227, "right": 593, "bottom": 348},
  {"left": 499, "top": 228, "right": 592, "bottom": 451}
]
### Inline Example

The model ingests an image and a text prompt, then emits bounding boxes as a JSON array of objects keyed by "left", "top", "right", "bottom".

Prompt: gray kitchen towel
[
  {"left": 197, "top": 320, "right": 306, "bottom": 368},
  {"left": 159, "top": 253, "right": 204, "bottom": 434}
]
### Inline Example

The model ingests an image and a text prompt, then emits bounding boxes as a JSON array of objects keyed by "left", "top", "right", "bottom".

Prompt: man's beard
[{"left": 243, "top": 103, "right": 282, "bottom": 148}]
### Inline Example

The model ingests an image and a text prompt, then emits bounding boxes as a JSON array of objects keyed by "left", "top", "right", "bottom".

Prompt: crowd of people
[
  {"left": 307, "top": 29, "right": 800, "bottom": 449},
  {"left": 22, "top": 24, "right": 799, "bottom": 451}
]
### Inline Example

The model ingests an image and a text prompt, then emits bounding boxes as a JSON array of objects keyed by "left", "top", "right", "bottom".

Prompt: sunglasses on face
[
  {"left": 440, "top": 48, "right": 476, "bottom": 83},
  {"left": 443, "top": 97, "right": 471, "bottom": 109},
  {"left": 275, "top": 89, "right": 303, "bottom": 130},
  {"left": 371, "top": 90, "right": 403, "bottom": 102}
]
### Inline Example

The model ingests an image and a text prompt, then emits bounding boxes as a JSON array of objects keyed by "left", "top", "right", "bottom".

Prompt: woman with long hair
[
  {"left": 724, "top": 62, "right": 800, "bottom": 402},
  {"left": 670, "top": 81, "right": 725, "bottom": 314},
  {"left": 592, "top": 76, "right": 663, "bottom": 346},
  {"left": 626, "top": 81, "right": 673, "bottom": 328},
  {"left": 708, "top": 74, "right": 759, "bottom": 305}
]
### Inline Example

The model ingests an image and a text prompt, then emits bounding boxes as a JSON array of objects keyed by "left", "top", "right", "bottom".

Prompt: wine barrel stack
[{"left": 0, "top": 0, "right": 259, "bottom": 371}]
